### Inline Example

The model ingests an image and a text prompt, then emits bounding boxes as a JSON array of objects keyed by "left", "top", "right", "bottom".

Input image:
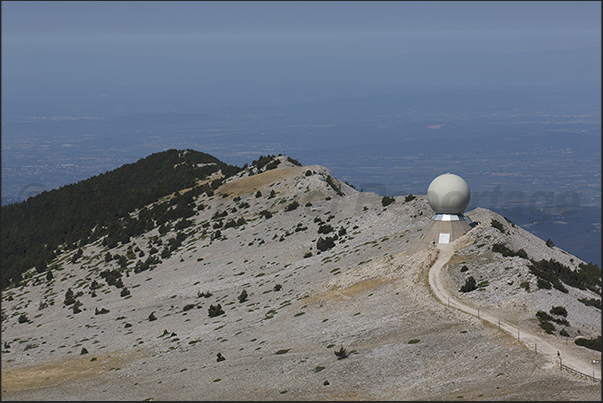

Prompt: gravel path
[{"left": 429, "top": 241, "right": 601, "bottom": 382}]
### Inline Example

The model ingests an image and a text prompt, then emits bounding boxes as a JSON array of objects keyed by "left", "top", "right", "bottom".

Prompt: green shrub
[
  {"left": 539, "top": 320, "right": 555, "bottom": 334},
  {"left": 334, "top": 347, "right": 349, "bottom": 359},
  {"left": 381, "top": 196, "right": 395, "bottom": 207},
  {"left": 326, "top": 176, "right": 344, "bottom": 196},
  {"left": 148, "top": 312, "right": 157, "bottom": 321},
  {"left": 404, "top": 194, "right": 416, "bottom": 202},
  {"left": 252, "top": 154, "right": 276, "bottom": 170},
  {"left": 317, "top": 236, "right": 337, "bottom": 252},
  {"left": 578, "top": 297, "right": 601, "bottom": 309},
  {"left": 238, "top": 289, "right": 248, "bottom": 303},
  {"left": 285, "top": 201, "right": 299, "bottom": 211},
  {"left": 100, "top": 269, "right": 124, "bottom": 288},
  {"left": 64, "top": 288, "right": 77, "bottom": 306},
  {"left": 536, "top": 310, "right": 553, "bottom": 321},
  {"left": 550, "top": 306, "right": 567, "bottom": 317},
  {"left": 546, "top": 238, "right": 555, "bottom": 247},
  {"left": 18, "top": 314, "right": 29, "bottom": 324},
  {"left": 520, "top": 281, "right": 530, "bottom": 291},
  {"left": 259, "top": 209, "right": 273, "bottom": 219},
  {"left": 266, "top": 160, "right": 280, "bottom": 170},
  {"left": 574, "top": 335, "right": 601, "bottom": 351},
  {"left": 552, "top": 318, "right": 569, "bottom": 326},
  {"left": 71, "top": 300, "right": 82, "bottom": 314},
  {"left": 318, "top": 224, "right": 334, "bottom": 234},
  {"left": 287, "top": 156, "right": 301, "bottom": 166},
  {"left": 537, "top": 278, "right": 552, "bottom": 289},
  {"left": 492, "top": 243, "right": 527, "bottom": 259},
  {"left": 491, "top": 219, "right": 505, "bottom": 233},
  {"left": 460, "top": 276, "right": 477, "bottom": 293},
  {"left": 529, "top": 258, "right": 599, "bottom": 294},
  {"left": 208, "top": 304, "right": 225, "bottom": 317}
]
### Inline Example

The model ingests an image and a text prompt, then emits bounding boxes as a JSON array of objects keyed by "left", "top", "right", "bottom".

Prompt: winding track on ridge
[{"left": 428, "top": 241, "right": 601, "bottom": 382}]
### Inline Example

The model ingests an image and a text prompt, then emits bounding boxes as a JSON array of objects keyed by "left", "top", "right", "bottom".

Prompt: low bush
[
  {"left": 550, "top": 306, "right": 567, "bottom": 317},
  {"left": 578, "top": 297, "right": 601, "bottom": 309},
  {"left": 208, "top": 304, "right": 225, "bottom": 317},
  {"left": 491, "top": 219, "right": 505, "bottom": 233},
  {"left": 334, "top": 347, "right": 349, "bottom": 359},
  {"left": 285, "top": 201, "right": 299, "bottom": 211},
  {"left": 381, "top": 196, "right": 395, "bottom": 207},
  {"left": 574, "top": 336, "right": 601, "bottom": 351},
  {"left": 460, "top": 276, "right": 477, "bottom": 293},
  {"left": 317, "top": 236, "right": 337, "bottom": 252},
  {"left": 536, "top": 310, "right": 553, "bottom": 321},
  {"left": 539, "top": 320, "right": 555, "bottom": 334},
  {"left": 492, "top": 243, "right": 527, "bottom": 259},
  {"left": 238, "top": 289, "right": 248, "bottom": 303},
  {"left": 537, "top": 278, "right": 552, "bottom": 289},
  {"left": 318, "top": 224, "right": 333, "bottom": 234},
  {"left": 259, "top": 210, "right": 273, "bottom": 219}
]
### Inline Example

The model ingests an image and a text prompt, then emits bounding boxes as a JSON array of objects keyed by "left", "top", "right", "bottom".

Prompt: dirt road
[{"left": 429, "top": 242, "right": 601, "bottom": 382}]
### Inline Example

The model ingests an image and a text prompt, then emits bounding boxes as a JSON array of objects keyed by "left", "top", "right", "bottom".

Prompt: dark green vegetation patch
[{"left": 1, "top": 149, "right": 242, "bottom": 289}]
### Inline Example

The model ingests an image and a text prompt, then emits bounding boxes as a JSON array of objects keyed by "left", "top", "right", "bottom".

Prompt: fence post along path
[{"left": 428, "top": 240, "right": 601, "bottom": 383}]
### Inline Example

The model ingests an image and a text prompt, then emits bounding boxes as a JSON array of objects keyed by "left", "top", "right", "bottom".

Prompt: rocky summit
[{"left": 1, "top": 153, "right": 600, "bottom": 400}]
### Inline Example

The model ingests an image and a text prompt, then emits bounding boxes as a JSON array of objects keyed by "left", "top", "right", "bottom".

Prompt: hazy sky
[
  {"left": 2, "top": 1, "right": 601, "bottom": 92},
  {"left": 3, "top": 1, "right": 600, "bottom": 55}
]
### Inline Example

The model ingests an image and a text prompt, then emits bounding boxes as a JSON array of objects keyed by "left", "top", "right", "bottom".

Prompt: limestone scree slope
[{"left": 1, "top": 155, "right": 600, "bottom": 400}]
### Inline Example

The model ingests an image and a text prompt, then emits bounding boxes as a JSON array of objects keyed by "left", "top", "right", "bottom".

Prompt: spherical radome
[{"left": 427, "top": 173, "right": 470, "bottom": 214}]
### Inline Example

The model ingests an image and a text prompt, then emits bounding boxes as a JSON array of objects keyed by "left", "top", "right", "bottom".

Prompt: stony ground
[{"left": 2, "top": 157, "right": 601, "bottom": 400}]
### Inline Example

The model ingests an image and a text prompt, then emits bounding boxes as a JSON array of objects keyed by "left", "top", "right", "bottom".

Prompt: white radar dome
[{"left": 427, "top": 173, "right": 470, "bottom": 214}]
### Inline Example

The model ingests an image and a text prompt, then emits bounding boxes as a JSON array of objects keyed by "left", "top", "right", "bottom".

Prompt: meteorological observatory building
[{"left": 408, "top": 173, "right": 473, "bottom": 254}]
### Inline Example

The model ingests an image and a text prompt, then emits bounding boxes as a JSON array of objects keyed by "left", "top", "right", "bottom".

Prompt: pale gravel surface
[{"left": 2, "top": 157, "right": 601, "bottom": 400}]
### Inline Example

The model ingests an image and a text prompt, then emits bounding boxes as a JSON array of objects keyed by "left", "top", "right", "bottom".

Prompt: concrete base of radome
[{"left": 407, "top": 214, "right": 473, "bottom": 254}]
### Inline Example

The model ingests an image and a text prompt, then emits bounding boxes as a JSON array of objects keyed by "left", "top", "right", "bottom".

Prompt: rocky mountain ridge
[{"left": 1, "top": 153, "right": 600, "bottom": 400}]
